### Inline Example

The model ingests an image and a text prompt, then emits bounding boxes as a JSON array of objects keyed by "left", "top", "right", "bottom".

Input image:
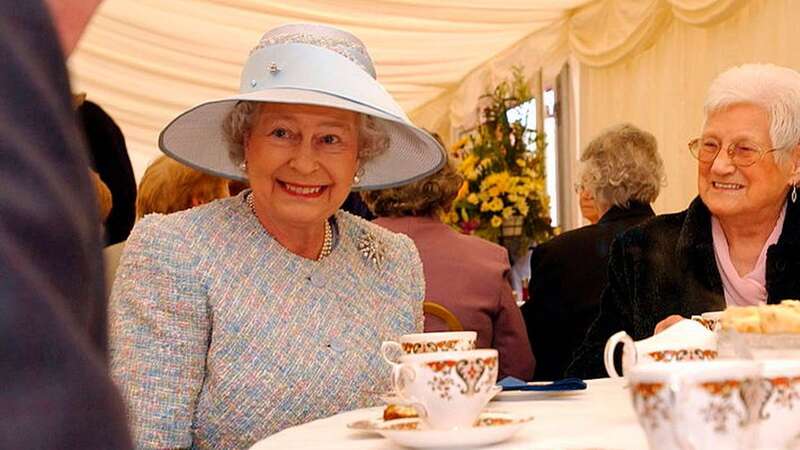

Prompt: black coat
[
  {"left": 521, "top": 202, "right": 655, "bottom": 380},
  {"left": 568, "top": 196, "right": 800, "bottom": 379},
  {"left": 78, "top": 100, "right": 137, "bottom": 245},
  {"left": 0, "top": 1, "right": 131, "bottom": 448}
]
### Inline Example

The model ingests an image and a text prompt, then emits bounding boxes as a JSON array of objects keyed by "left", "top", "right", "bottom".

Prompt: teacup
[
  {"left": 691, "top": 311, "right": 724, "bottom": 332},
  {"left": 388, "top": 349, "right": 499, "bottom": 429},
  {"left": 604, "top": 319, "right": 718, "bottom": 378},
  {"left": 628, "top": 360, "right": 761, "bottom": 450},
  {"left": 754, "top": 359, "right": 800, "bottom": 449},
  {"left": 381, "top": 331, "right": 477, "bottom": 364}
]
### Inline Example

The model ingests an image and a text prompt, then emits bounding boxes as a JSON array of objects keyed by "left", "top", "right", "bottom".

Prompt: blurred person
[
  {"left": 110, "top": 24, "right": 445, "bottom": 448},
  {"left": 136, "top": 154, "right": 231, "bottom": 218},
  {"left": 89, "top": 169, "right": 113, "bottom": 222},
  {"left": 363, "top": 157, "right": 535, "bottom": 380},
  {"left": 77, "top": 97, "right": 137, "bottom": 245},
  {"left": 569, "top": 64, "right": 800, "bottom": 378},
  {"left": 0, "top": 0, "right": 132, "bottom": 448},
  {"left": 521, "top": 124, "right": 663, "bottom": 380}
]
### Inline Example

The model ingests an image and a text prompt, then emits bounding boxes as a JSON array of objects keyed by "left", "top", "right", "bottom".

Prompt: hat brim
[{"left": 159, "top": 88, "right": 446, "bottom": 191}]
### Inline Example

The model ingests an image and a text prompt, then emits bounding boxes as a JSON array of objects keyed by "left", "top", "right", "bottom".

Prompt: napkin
[{"left": 497, "top": 376, "right": 587, "bottom": 392}]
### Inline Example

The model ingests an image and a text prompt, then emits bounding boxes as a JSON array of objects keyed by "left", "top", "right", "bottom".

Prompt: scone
[
  {"left": 721, "top": 306, "right": 761, "bottom": 333},
  {"left": 760, "top": 301, "right": 800, "bottom": 334},
  {"left": 383, "top": 404, "right": 419, "bottom": 421}
]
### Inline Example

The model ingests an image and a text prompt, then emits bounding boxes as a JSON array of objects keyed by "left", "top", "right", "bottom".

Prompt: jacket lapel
[{"left": 675, "top": 197, "right": 725, "bottom": 313}]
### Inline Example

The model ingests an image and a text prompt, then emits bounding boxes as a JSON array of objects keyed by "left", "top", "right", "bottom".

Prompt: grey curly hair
[
  {"left": 222, "top": 101, "right": 390, "bottom": 168},
  {"left": 579, "top": 123, "right": 665, "bottom": 210}
]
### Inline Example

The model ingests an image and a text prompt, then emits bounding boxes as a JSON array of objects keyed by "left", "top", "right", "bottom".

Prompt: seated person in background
[
  {"left": 521, "top": 123, "right": 663, "bottom": 380},
  {"left": 362, "top": 156, "right": 535, "bottom": 380},
  {"left": 77, "top": 97, "right": 137, "bottom": 245},
  {"left": 135, "top": 154, "right": 230, "bottom": 218},
  {"left": 577, "top": 183, "right": 601, "bottom": 224},
  {"left": 109, "top": 23, "right": 443, "bottom": 448},
  {"left": 89, "top": 169, "right": 113, "bottom": 223},
  {"left": 568, "top": 63, "right": 800, "bottom": 379}
]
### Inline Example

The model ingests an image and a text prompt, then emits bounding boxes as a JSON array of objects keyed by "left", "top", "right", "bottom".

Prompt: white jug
[{"left": 603, "top": 319, "right": 718, "bottom": 378}]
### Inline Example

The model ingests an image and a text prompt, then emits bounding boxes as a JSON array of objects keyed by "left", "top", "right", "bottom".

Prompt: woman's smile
[
  {"left": 278, "top": 180, "right": 328, "bottom": 198},
  {"left": 710, "top": 181, "right": 745, "bottom": 191}
]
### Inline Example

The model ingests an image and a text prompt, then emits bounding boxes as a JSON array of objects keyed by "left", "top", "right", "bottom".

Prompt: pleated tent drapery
[
  {"left": 579, "top": 0, "right": 800, "bottom": 216},
  {"left": 69, "top": 0, "right": 775, "bottom": 209},
  {"left": 68, "top": 0, "right": 592, "bottom": 179}
]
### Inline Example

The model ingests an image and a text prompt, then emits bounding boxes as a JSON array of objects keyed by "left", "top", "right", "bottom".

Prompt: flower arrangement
[{"left": 445, "top": 67, "right": 554, "bottom": 258}]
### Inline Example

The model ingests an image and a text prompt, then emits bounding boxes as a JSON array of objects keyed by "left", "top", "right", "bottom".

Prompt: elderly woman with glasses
[
  {"left": 568, "top": 63, "right": 800, "bottom": 379},
  {"left": 109, "top": 24, "right": 445, "bottom": 449}
]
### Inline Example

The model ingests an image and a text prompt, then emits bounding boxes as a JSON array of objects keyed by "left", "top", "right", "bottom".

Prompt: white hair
[{"left": 704, "top": 63, "right": 800, "bottom": 165}]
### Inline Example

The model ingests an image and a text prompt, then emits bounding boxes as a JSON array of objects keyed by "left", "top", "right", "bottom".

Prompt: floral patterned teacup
[
  {"left": 381, "top": 331, "right": 477, "bottom": 365},
  {"left": 691, "top": 311, "right": 724, "bottom": 332},
  {"left": 628, "top": 360, "right": 761, "bottom": 450},
  {"left": 388, "top": 349, "right": 499, "bottom": 429},
  {"left": 604, "top": 319, "right": 718, "bottom": 378},
  {"left": 754, "top": 359, "right": 800, "bottom": 449}
]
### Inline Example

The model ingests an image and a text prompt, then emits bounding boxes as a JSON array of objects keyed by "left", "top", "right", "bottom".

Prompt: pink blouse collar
[{"left": 711, "top": 203, "right": 787, "bottom": 306}]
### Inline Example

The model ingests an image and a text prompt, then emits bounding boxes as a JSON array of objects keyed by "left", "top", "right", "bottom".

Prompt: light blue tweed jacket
[{"left": 109, "top": 193, "right": 425, "bottom": 449}]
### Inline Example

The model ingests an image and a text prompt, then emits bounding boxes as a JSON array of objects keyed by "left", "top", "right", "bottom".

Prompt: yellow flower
[
  {"left": 480, "top": 201, "right": 491, "bottom": 212},
  {"left": 488, "top": 186, "right": 501, "bottom": 198},
  {"left": 508, "top": 193, "right": 519, "bottom": 202},
  {"left": 516, "top": 158, "right": 526, "bottom": 167},
  {"left": 502, "top": 207, "right": 514, "bottom": 219},
  {"left": 456, "top": 181, "right": 469, "bottom": 200},
  {"left": 467, "top": 193, "right": 479, "bottom": 205},
  {"left": 489, "top": 197, "right": 504, "bottom": 212},
  {"left": 491, "top": 216, "right": 503, "bottom": 228}
]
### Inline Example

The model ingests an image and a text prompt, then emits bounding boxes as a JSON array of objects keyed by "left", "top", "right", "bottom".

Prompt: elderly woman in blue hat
[{"left": 109, "top": 24, "right": 445, "bottom": 449}]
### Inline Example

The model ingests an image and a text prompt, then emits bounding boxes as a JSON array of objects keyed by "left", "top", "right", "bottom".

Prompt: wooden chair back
[{"left": 422, "top": 301, "right": 464, "bottom": 331}]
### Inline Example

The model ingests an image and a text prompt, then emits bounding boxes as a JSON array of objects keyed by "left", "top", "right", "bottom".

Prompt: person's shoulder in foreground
[{"left": 0, "top": 0, "right": 132, "bottom": 448}]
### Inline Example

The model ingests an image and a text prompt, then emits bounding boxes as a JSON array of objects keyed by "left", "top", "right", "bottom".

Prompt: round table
[{"left": 251, "top": 378, "right": 649, "bottom": 449}]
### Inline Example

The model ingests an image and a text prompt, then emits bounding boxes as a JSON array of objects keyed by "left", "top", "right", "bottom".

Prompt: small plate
[{"left": 371, "top": 412, "right": 532, "bottom": 449}]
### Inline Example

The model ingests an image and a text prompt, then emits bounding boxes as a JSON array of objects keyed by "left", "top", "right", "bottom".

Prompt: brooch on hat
[{"left": 358, "top": 230, "right": 385, "bottom": 269}]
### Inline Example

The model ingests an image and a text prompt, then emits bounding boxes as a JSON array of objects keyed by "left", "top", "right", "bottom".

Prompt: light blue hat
[{"left": 159, "top": 23, "right": 446, "bottom": 190}]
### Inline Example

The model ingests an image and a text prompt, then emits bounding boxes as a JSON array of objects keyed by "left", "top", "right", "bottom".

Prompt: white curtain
[
  {"left": 579, "top": 0, "right": 799, "bottom": 215},
  {"left": 69, "top": 0, "right": 592, "bottom": 178}
]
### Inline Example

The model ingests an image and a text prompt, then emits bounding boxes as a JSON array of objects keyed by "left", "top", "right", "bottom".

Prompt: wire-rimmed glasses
[{"left": 688, "top": 137, "right": 778, "bottom": 167}]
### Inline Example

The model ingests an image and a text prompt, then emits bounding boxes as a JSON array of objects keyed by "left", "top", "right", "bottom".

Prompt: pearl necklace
[{"left": 247, "top": 193, "right": 333, "bottom": 261}]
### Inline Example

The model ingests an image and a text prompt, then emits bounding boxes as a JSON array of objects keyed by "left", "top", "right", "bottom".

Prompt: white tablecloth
[{"left": 251, "top": 378, "right": 649, "bottom": 449}]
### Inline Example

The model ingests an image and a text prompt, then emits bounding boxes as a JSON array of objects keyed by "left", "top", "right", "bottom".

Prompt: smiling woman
[
  {"left": 108, "top": 23, "right": 446, "bottom": 449},
  {"left": 568, "top": 63, "right": 800, "bottom": 379}
]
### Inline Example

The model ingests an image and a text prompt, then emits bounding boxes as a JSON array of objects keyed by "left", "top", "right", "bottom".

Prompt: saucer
[{"left": 372, "top": 412, "right": 532, "bottom": 448}]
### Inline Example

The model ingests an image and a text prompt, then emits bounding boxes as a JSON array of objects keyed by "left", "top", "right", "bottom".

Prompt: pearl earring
[
  {"left": 353, "top": 166, "right": 365, "bottom": 185},
  {"left": 792, "top": 184, "right": 798, "bottom": 204},
  {"left": 240, "top": 160, "right": 247, "bottom": 172}
]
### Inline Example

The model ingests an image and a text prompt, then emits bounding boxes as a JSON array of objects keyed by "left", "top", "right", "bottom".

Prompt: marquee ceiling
[{"left": 68, "top": 0, "right": 591, "bottom": 177}]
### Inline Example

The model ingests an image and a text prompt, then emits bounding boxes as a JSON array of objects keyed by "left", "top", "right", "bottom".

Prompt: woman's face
[
  {"left": 578, "top": 187, "right": 600, "bottom": 224},
  {"left": 245, "top": 103, "right": 360, "bottom": 230},
  {"left": 698, "top": 103, "right": 797, "bottom": 223}
]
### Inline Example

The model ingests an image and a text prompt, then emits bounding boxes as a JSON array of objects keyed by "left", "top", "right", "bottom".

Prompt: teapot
[{"left": 603, "top": 319, "right": 718, "bottom": 378}]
